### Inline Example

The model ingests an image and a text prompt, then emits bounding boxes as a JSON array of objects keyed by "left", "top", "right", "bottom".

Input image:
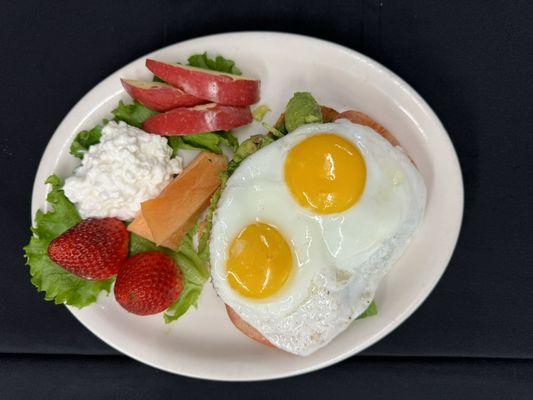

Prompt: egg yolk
[
  {"left": 227, "top": 223, "right": 293, "bottom": 299},
  {"left": 284, "top": 134, "right": 366, "bottom": 214}
]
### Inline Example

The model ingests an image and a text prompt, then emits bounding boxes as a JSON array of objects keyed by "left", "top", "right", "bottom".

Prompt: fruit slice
[
  {"left": 48, "top": 218, "right": 129, "bottom": 280},
  {"left": 335, "top": 110, "right": 400, "bottom": 147},
  {"left": 114, "top": 252, "right": 183, "bottom": 315},
  {"left": 226, "top": 305, "right": 274, "bottom": 347},
  {"left": 121, "top": 79, "right": 206, "bottom": 111},
  {"left": 142, "top": 103, "right": 252, "bottom": 136},
  {"left": 146, "top": 59, "right": 260, "bottom": 106},
  {"left": 128, "top": 152, "right": 228, "bottom": 249}
]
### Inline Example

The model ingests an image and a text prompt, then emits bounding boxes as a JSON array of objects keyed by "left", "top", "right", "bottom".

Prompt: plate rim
[{"left": 31, "top": 31, "right": 464, "bottom": 381}]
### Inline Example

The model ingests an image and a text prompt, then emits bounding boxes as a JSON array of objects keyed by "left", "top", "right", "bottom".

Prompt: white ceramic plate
[{"left": 31, "top": 32, "right": 463, "bottom": 381}]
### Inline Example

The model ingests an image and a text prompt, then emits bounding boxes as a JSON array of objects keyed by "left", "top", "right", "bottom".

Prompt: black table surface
[{"left": 1, "top": 0, "right": 532, "bottom": 398}]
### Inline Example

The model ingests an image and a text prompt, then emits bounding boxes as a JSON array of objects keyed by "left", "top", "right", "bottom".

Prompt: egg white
[{"left": 210, "top": 120, "right": 426, "bottom": 355}]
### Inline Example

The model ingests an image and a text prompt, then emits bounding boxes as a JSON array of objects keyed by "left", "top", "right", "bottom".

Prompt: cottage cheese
[{"left": 64, "top": 121, "right": 182, "bottom": 220}]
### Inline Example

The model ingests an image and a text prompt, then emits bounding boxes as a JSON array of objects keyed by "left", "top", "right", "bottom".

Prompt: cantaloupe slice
[
  {"left": 128, "top": 212, "right": 154, "bottom": 241},
  {"left": 128, "top": 152, "right": 227, "bottom": 250}
]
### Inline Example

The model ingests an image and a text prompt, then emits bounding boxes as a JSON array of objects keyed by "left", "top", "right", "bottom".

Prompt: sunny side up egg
[{"left": 210, "top": 119, "right": 427, "bottom": 356}]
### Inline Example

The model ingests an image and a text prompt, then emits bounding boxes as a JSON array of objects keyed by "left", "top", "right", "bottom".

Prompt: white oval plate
[{"left": 32, "top": 32, "right": 463, "bottom": 381}]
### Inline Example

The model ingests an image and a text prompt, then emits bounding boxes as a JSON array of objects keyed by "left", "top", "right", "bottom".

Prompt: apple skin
[
  {"left": 121, "top": 79, "right": 206, "bottom": 112},
  {"left": 142, "top": 103, "right": 252, "bottom": 135},
  {"left": 146, "top": 59, "right": 260, "bottom": 106}
]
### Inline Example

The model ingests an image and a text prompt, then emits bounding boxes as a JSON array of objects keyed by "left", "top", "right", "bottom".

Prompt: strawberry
[
  {"left": 114, "top": 252, "right": 183, "bottom": 315},
  {"left": 48, "top": 218, "right": 129, "bottom": 280}
]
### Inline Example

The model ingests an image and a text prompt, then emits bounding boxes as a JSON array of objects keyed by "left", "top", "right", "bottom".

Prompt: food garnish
[
  {"left": 142, "top": 103, "right": 252, "bottom": 135},
  {"left": 146, "top": 59, "right": 260, "bottom": 106},
  {"left": 48, "top": 217, "right": 128, "bottom": 280},
  {"left": 128, "top": 152, "right": 227, "bottom": 250},
  {"left": 114, "top": 251, "right": 183, "bottom": 315},
  {"left": 23, "top": 176, "right": 114, "bottom": 307},
  {"left": 121, "top": 79, "right": 206, "bottom": 111}
]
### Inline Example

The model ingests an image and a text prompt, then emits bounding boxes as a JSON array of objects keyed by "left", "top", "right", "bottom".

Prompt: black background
[{"left": 1, "top": 0, "right": 532, "bottom": 398}]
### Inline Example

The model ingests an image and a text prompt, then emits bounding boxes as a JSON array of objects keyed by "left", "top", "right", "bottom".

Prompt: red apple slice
[
  {"left": 146, "top": 59, "right": 260, "bottom": 106},
  {"left": 142, "top": 103, "right": 252, "bottom": 135},
  {"left": 121, "top": 79, "right": 206, "bottom": 112}
]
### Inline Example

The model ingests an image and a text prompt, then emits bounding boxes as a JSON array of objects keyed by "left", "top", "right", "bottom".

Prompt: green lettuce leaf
[
  {"left": 188, "top": 53, "right": 242, "bottom": 75},
  {"left": 274, "top": 115, "right": 288, "bottom": 136},
  {"left": 129, "top": 231, "right": 169, "bottom": 257},
  {"left": 261, "top": 122, "right": 284, "bottom": 138},
  {"left": 70, "top": 99, "right": 158, "bottom": 161},
  {"left": 284, "top": 92, "right": 323, "bottom": 132},
  {"left": 252, "top": 105, "right": 270, "bottom": 122},
  {"left": 167, "top": 131, "right": 239, "bottom": 156},
  {"left": 111, "top": 100, "right": 158, "bottom": 128},
  {"left": 356, "top": 302, "right": 378, "bottom": 320},
  {"left": 226, "top": 134, "right": 275, "bottom": 176},
  {"left": 69, "top": 125, "right": 103, "bottom": 158},
  {"left": 218, "top": 131, "right": 240, "bottom": 151},
  {"left": 23, "top": 175, "right": 113, "bottom": 308},
  {"left": 197, "top": 185, "right": 222, "bottom": 259},
  {"left": 166, "top": 229, "right": 209, "bottom": 323}
]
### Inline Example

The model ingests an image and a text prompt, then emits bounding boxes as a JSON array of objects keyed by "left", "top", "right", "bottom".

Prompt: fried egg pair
[{"left": 210, "top": 120, "right": 426, "bottom": 355}]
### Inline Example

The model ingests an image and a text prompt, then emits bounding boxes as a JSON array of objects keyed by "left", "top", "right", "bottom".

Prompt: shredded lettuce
[
  {"left": 261, "top": 122, "right": 284, "bottom": 138},
  {"left": 197, "top": 185, "right": 222, "bottom": 260},
  {"left": 69, "top": 124, "right": 103, "bottom": 159},
  {"left": 167, "top": 131, "right": 238, "bottom": 156},
  {"left": 23, "top": 175, "right": 114, "bottom": 308},
  {"left": 226, "top": 134, "right": 275, "bottom": 176},
  {"left": 357, "top": 302, "right": 378, "bottom": 320},
  {"left": 252, "top": 105, "right": 270, "bottom": 122},
  {"left": 187, "top": 52, "right": 242, "bottom": 75}
]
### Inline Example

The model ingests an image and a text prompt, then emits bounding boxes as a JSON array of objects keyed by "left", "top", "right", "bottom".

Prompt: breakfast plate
[{"left": 31, "top": 32, "right": 463, "bottom": 381}]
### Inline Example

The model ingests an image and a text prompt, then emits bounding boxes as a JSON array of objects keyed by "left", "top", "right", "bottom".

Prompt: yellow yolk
[
  {"left": 284, "top": 134, "right": 366, "bottom": 214},
  {"left": 227, "top": 223, "right": 293, "bottom": 299}
]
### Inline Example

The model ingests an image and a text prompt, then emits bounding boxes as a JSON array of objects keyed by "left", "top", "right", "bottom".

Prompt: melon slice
[{"left": 128, "top": 152, "right": 227, "bottom": 250}]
